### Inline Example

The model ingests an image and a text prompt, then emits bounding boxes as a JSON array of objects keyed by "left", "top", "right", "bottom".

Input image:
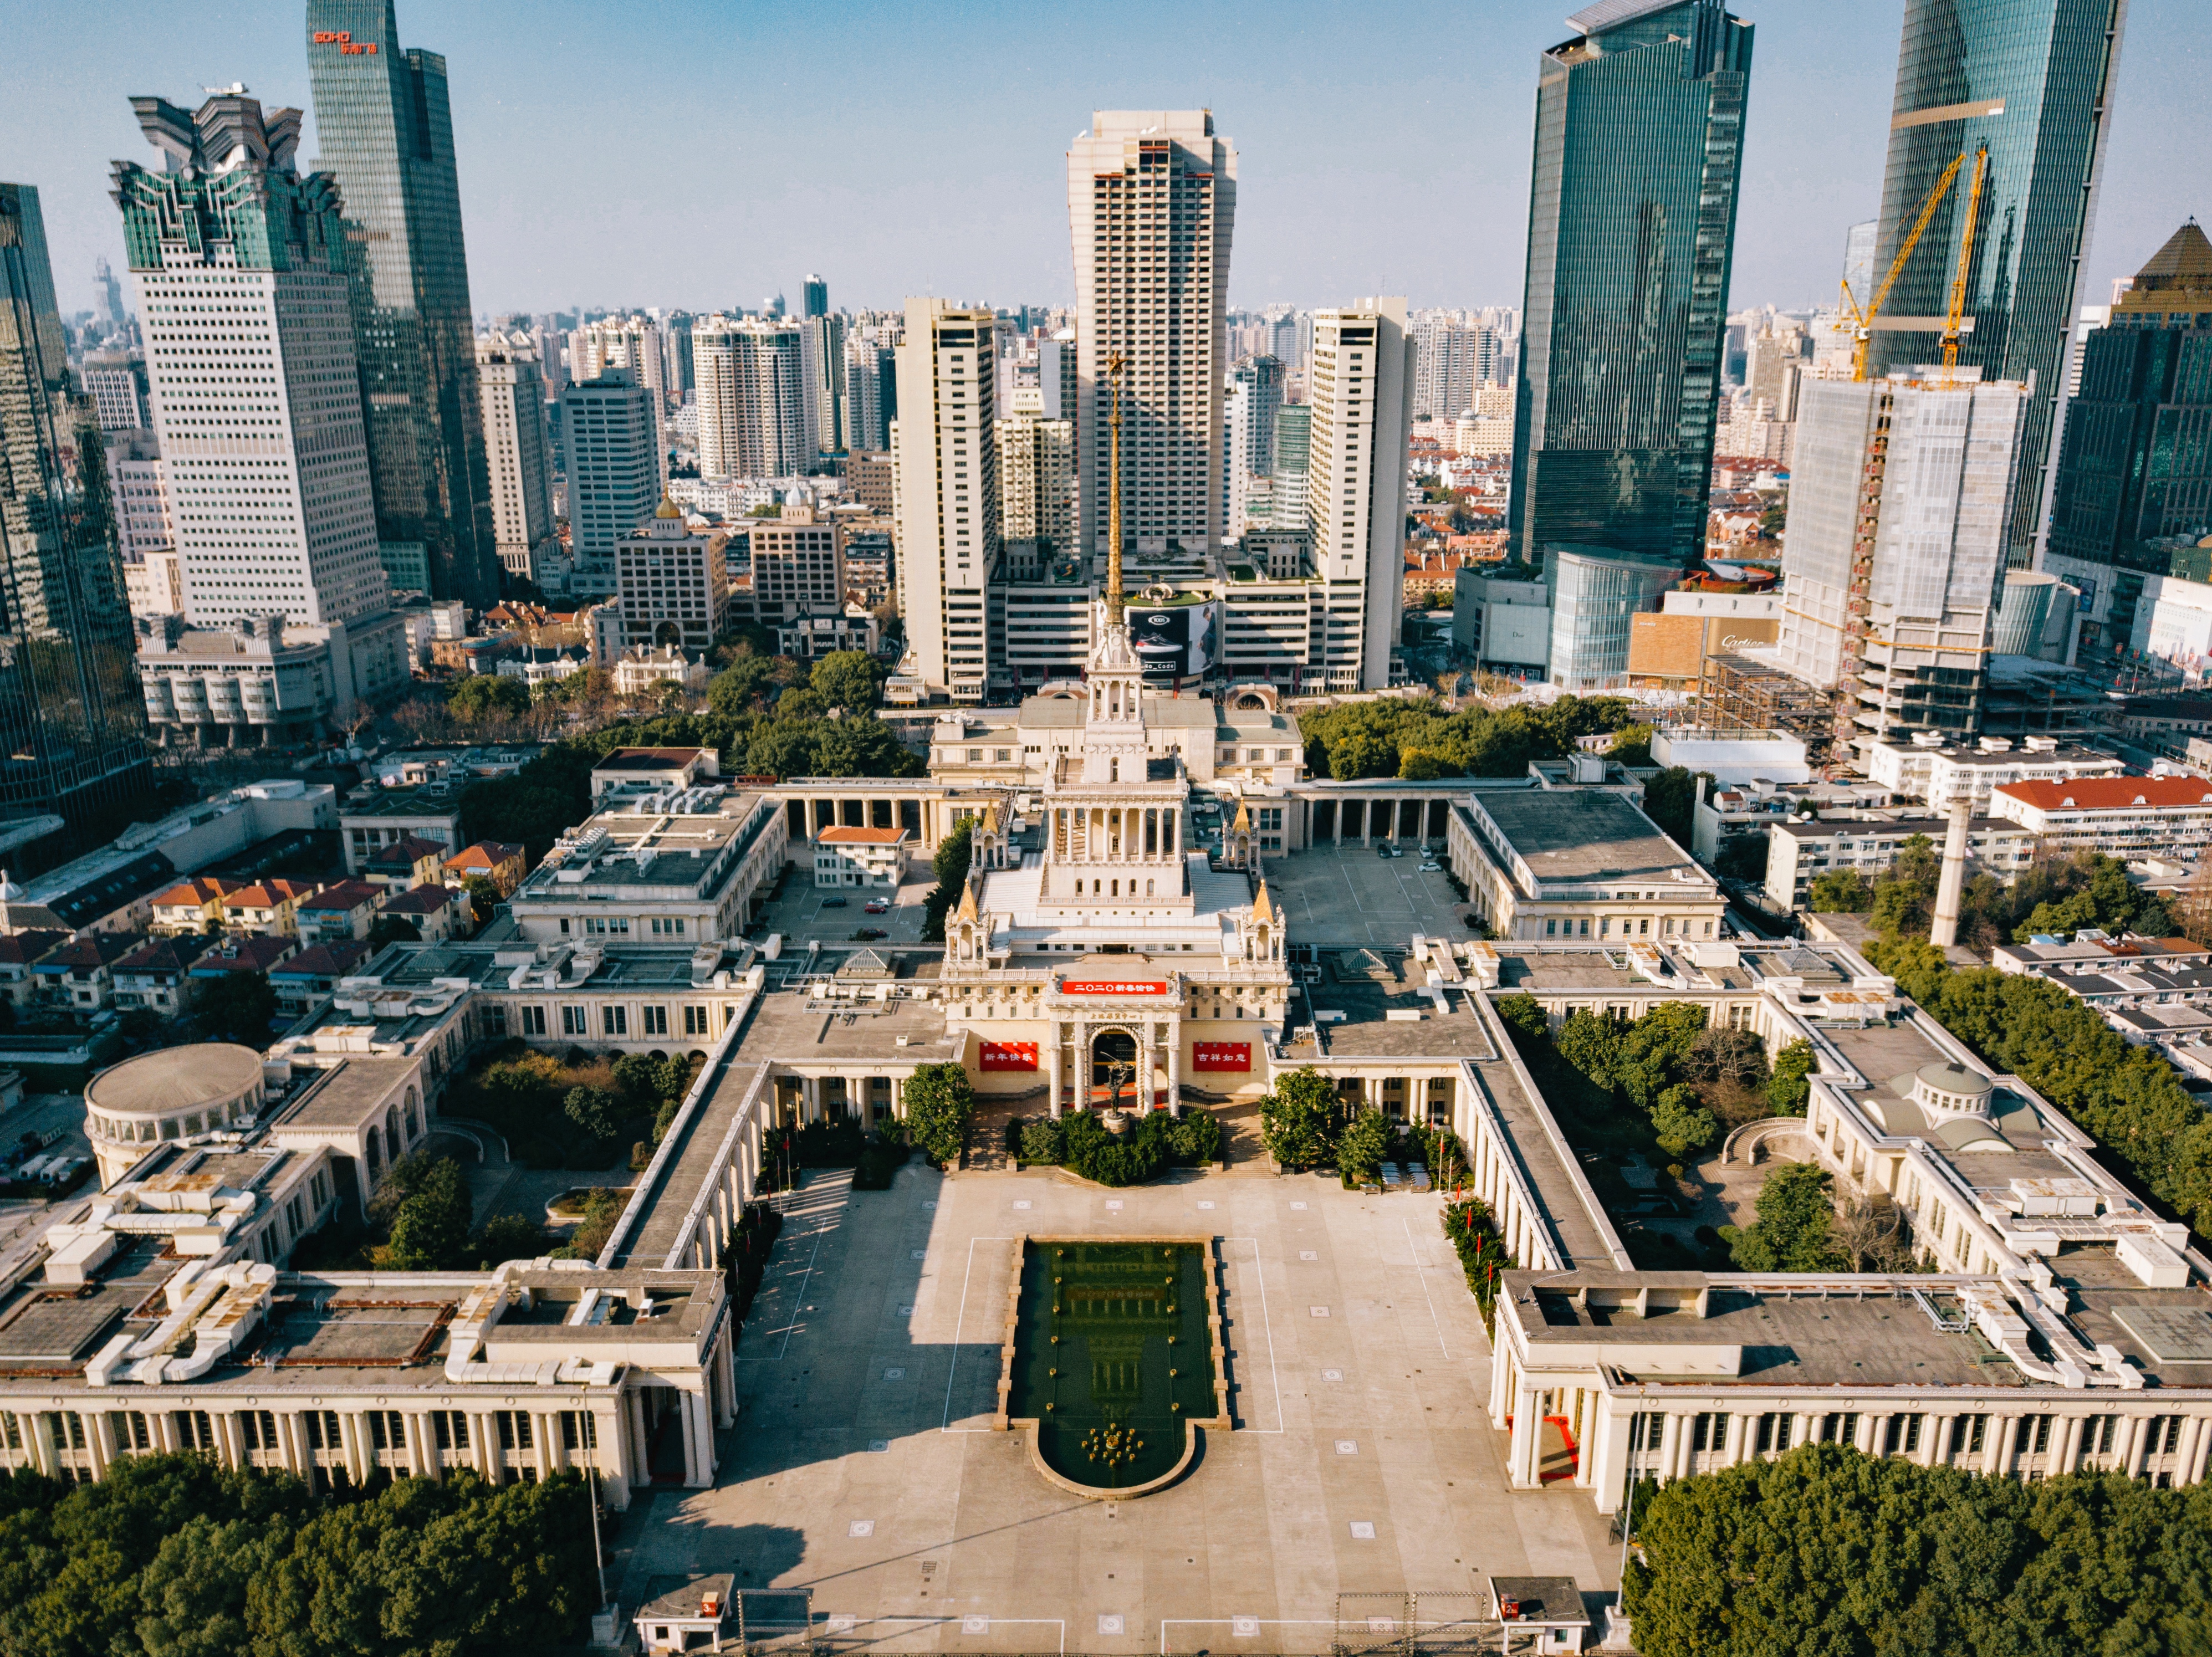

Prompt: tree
[
  {"left": 1719, "top": 1160, "right": 1842, "bottom": 1271},
  {"left": 1259, "top": 1066, "right": 1340, "bottom": 1169},
  {"left": 385, "top": 1157, "right": 473, "bottom": 1270},
  {"left": 707, "top": 653, "right": 779, "bottom": 716},
  {"left": 1337, "top": 1106, "right": 1394, "bottom": 1182},
  {"left": 193, "top": 974, "right": 278, "bottom": 1046},
  {"left": 367, "top": 914, "right": 421, "bottom": 946},
  {"left": 462, "top": 874, "right": 503, "bottom": 920},
  {"left": 810, "top": 649, "right": 884, "bottom": 712},
  {"left": 472, "top": 1212, "right": 549, "bottom": 1268},
  {"left": 1610, "top": 722, "right": 1654, "bottom": 766},
  {"left": 1807, "top": 868, "right": 1874, "bottom": 913},
  {"left": 1649, "top": 1083, "right": 1719, "bottom": 1159},
  {"left": 1767, "top": 1038, "right": 1816, "bottom": 1116},
  {"left": 921, "top": 819, "right": 975, "bottom": 943},
  {"left": 1641, "top": 766, "right": 1703, "bottom": 848},
  {"left": 447, "top": 672, "right": 530, "bottom": 719},
  {"left": 561, "top": 1086, "right": 622, "bottom": 1142},
  {"left": 902, "top": 1062, "right": 973, "bottom": 1165},
  {"left": 1716, "top": 833, "right": 1769, "bottom": 883}
]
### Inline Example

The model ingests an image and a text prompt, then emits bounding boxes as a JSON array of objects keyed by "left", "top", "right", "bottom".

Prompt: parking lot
[
  {"left": 1259, "top": 847, "right": 1470, "bottom": 948},
  {"left": 753, "top": 863, "right": 936, "bottom": 950}
]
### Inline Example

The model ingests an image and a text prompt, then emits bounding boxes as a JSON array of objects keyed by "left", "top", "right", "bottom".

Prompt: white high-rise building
[
  {"left": 845, "top": 341, "right": 895, "bottom": 453},
  {"left": 1306, "top": 300, "right": 1414, "bottom": 691},
  {"left": 1223, "top": 354, "right": 1285, "bottom": 538},
  {"left": 998, "top": 412, "right": 1075, "bottom": 550},
  {"left": 693, "top": 316, "right": 805, "bottom": 480},
  {"left": 801, "top": 313, "right": 846, "bottom": 459},
  {"left": 475, "top": 331, "right": 555, "bottom": 583},
  {"left": 1067, "top": 110, "right": 1236, "bottom": 559},
  {"left": 1411, "top": 316, "right": 1480, "bottom": 420},
  {"left": 562, "top": 375, "right": 661, "bottom": 597},
  {"left": 1776, "top": 372, "right": 2027, "bottom": 755},
  {"left": 891, "top": 299, "right": 1000, "bottom": 702}
]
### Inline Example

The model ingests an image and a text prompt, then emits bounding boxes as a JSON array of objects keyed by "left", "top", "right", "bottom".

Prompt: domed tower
[{"left": 1226, "top": 799, "right": 1253, "bottom": 870}]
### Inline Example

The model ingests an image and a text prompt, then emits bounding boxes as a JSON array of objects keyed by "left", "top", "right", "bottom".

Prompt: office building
[
  {"left": 1271, "top": 403, "right": 1311, "bottom": 531},
  {"left": 1775, "top": 374, "right": 2027, "bottom": 755},
  {"left": 1223, "top": 353, "right": 1284, "bottom": 538},
  {"left": 1305, "top": 301, "right": 1414, "bottom": 690},
  {"left": 616, "top": 498, "right": 728, "bottom": 652},
  {"left": 80, "top": 352, "right": 151, "bottom": 432},
  {"left": 746, "top": 504, "right": 846, "bottom": 625},
  {"left": 1509, "top": 0, "right": 1753, "bottom": 567},
  {"left": 2042, "top": 222, "right": 2212, "bottom": 662},
  {"left": 561, "top": 375, "right": 660, "bottom": 596},
  {"left": 1447, "top": 787, "right": 1724, "bottom": 943},
  {"left": 1067, "top": 110, "right": 1236, "bottom": 559},
  {"left": 0, "top": 181, "right": 151, "bottom": 827},
  {"left": 105, "top": 428, "right": 171, "bottom": 568},
  {"left": 474, "top": 331, "right": 555, "bottom": 584},
  {"left": 891, "top": 299, "right": 999, "bottom": 702},
  {"left": 802, "top": 312, "right": 845, "bottom": 459},
  {"left": 1412, "top": 316, "right": 1480, "bottom": 421},
  {"left": 845, "top": 341, "right": 895, "bottom": 454},
  {"left": 1544, "top": 547, "right": 1682, "bottom": 692},
  {"left": 694, "top": 316, "right": 805, "bottom": 480},
  {"left": 997, "top": 411, "right": 1075, "bottom": 551},
  {"left": 305, "top": 0, "right": 498, "bottom": 606},
  {"left": 1865, "top": 0, "right": 2128, "bottom": 567}
]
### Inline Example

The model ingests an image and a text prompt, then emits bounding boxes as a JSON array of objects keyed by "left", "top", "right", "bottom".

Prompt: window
[
  {"left": 604, "top": 1006, "right": 628, "bottom": 1036},
  {"left": 561, "top": 1006, "right": 588, "bottom": 1035},
  {"left": 431, "top": 1411, "right": 469, "bottom": 1451},
  {"left": 1545, "top": 919, "right": 1557, "bottom": 937},
  {"left": 522, "top": 1005, "right": 547, "bottom": 1036},
  {"left": 642, "top": 1005, "right": 668, "bottom": 1036},
  {"left": 683, "top": 1005, "right": 709, "bottom": 1035},
  {"left": 486, "top": 1003, "right": 508, "bottom": 1036}
]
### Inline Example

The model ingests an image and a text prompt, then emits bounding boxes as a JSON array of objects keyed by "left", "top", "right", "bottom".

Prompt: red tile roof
[
  {"left": 151, "top": 877, "right": 242, "bottom": 908},
  {"left": 115, "top": 934, "right": 214, "bottom": 973},
  {"left": 272, "top": 940, "right": 375, "bottom": 978},
  {"left": 0, "top": 930, "right": 68, "bottom": 966},
  {"left": 1998, "top": 776, "right": 2212, "bottom": 811},
  {"left": 367, "top": 835, "right": 450, "bottom": 865},
  {"left": 446, "top": 842, "right": 523, "bottom": 870},
  {"left": 297, "top": 879, "right": 383, "bottom": 912},
  {"left": 380, "top": 883, "right": 456, "bottom": 914},
  {"left": 188, "top": 936, "right": 299, "bottom": 974}
]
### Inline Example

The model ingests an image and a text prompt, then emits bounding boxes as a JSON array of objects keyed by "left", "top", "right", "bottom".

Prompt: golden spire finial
[{"left": 1106, "top": 351, "right": 1125, "bottom": 628}]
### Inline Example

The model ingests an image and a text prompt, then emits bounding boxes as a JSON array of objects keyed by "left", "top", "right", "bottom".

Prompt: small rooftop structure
[{"left": 635, "top": 1573, "right": 736, "bottom": 1653}]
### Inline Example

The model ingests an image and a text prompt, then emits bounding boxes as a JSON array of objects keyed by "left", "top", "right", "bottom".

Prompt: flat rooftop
[{"left": 1473, "top": 792, "right": 1702, "bottom": 888}]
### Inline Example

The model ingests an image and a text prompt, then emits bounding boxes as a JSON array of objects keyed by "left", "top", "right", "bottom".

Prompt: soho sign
[{"left": 312, "top": 30, "right": 381, "bottom": 53}]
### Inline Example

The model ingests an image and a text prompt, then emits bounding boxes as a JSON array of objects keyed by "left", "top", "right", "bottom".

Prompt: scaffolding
[{"left": 1698, "top": 652, "right": 1838, "bottom": 770}]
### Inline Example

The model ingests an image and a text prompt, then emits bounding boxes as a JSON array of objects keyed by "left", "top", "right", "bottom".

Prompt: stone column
[
  {"left": 86, "top": 1410, "right": 114, "bottom": 1480},
  {"left": 1048, "top": 1023, "right": 1064, "bottom": 1120},
  {"left": 627, "top": 1392, "right": 650, "bottom": 1490},
  {"left": 1167, "top": 1022, "right": 1182, "bottom": 1118},
  {"left": 1991, "top": 1414, "right": 2020, "bottom": 1477},
  {"left": 1921, "top": 1414, "right": 1948, "bottom": 1467},
  {"left": 1855, "top": 1414, "right": 1880, "bottom": 1456},
  {"left": 345, "top": 1412, "right": 369, "bottom": 1485},
  {"left": 533, "top": 1414, "right": 555, "bottom": 1483},
  {"left": 683, "top": 1387, "right": 713, "bottom": 1487},
  {"left": 2058, "top": 1415, "right": 2086, "bottom": 1476},
  {"left": 1506, "top": 1380, "right": 1539, "bottom": 1487},
  {"left": 2176, "top": 1416, "right": 2207, "bottom": 1487},
  {"left": 410, "top": 1413, "right": 433, "bottom": 1478},
  {"left": 2125, "top": 1416, "right": 2151, "bottom": 1479}
]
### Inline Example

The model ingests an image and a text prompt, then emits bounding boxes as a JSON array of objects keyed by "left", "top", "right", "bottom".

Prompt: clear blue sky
[{"left": 3, "top": 0, "right": 2201, "bottom": 321}]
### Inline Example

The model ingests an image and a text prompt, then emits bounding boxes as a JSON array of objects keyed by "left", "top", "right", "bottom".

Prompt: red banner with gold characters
[
  {"left": 980, "top": 1041, "right": 1039, "bottom": 1071},
  {"left": 1192, "top": 1041, "right": 1250, "bottom": 1072},
  {"left": 1062, "top": 979, "right": 1169, "bottom": 996}
]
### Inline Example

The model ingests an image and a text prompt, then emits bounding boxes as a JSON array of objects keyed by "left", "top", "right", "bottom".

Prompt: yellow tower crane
[
  {"left": 1841, "top": 149, "right": 1966, "bottom": 382},
  {"left": 1940, "top": 146, "right": 1991, "bottom": 383}
]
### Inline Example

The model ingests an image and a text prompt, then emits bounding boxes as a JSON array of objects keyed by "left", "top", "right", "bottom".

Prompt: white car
[{"left": 1419, "top": 861, "right": 1442, "bottom": 872}]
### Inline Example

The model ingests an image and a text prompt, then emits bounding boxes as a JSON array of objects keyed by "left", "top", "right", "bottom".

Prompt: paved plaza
[{"left": 615, "top": 1163, "right": 1616, "bottom": 1653}]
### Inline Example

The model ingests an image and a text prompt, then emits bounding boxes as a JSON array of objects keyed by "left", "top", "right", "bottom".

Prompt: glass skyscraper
[
  {"left": 306, "top": 0, "right": 498, "bottom": 606},
  {"left": 0, "top": 183, "right": 151, "bottom": 835},
  {"left": 1508, "top": 0, "right": 1754, "bottom": 569},
  {"left": 1866, "top": 0, "right": 2126, "bottom": 567},
  {"left": 2041, "top": 221, "right": 2212, "bottom": 662}
]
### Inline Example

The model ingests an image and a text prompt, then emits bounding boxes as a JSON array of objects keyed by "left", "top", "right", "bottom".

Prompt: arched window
[
  {"left": 1146, "top": 879, "right": 1154, "bottom": 897},
  {"left": 1110, "top": 880, "right": 1119, "bottom": 897}
]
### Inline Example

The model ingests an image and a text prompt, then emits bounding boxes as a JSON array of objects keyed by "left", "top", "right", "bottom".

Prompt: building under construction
[{"left": 1697, "top": 651, "right": 1837, "bottom": 770}]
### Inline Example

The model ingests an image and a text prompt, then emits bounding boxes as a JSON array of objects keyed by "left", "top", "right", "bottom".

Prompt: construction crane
[
  {"left": 1940, "top": 146, "right": 1991, "bottom": 382},
  {"left": 1841, "top": 150, "right": 1968, "bottom": 382}
]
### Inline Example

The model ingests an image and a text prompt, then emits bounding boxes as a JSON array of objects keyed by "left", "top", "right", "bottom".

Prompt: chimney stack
[{"left": 1930, "top": 789, "right": 1972, "bottom": 948}]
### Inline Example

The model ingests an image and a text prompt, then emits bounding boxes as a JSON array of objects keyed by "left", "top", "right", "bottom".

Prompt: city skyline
[{"left": 4, "top": 0, "right": 2201, "bottom": 324}]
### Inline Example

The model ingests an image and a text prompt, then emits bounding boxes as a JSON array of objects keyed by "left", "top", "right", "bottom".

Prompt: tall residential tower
[
  {"left": 305, "top": 0, "right": 498, "bottom": 605},
  {"left": 1067, "top": 111, "right": 1236, "bottom": 560},
  {"left": 891, "top": 299, "right": 1000, "bottom": 702}
]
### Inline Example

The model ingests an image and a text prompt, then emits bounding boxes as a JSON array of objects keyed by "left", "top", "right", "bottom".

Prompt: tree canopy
[
  {"left": 1259, "top": 1066, "right": 1341, "bottom": 1169},
  {"left": 1624, "top": 1446, "right": 2212, "bottom": 1657},
  {"left": 921, "top": 819, "right": 975, "bottom": 943},
  {"left": 902, "top": 1062, "right": 974, "bottom": 1165},
  {"left": 1719, "top": 1160, "right": 1845, "bottom": 1270},
  {"left": 1297, "top": 693, "right": 1642, "bottom": 783}
]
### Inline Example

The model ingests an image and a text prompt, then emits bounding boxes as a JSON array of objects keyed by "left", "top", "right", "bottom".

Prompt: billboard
[
  {"left": 1062, "top": 978, "right": 1169, "bottom": 996},
  {"left": 1130, "top": 601, "right": 1220, "bottom": 679},
  {"left": 1192, "top": 1041, "right": 1250, "bottom": 1073},
  {"left": 980, "top": 1041, "right": 1038, "bottom": 1071}
]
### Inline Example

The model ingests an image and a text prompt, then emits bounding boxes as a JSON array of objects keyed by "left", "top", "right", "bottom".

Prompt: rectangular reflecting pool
[{"left": 1006, "top": 1239, "right": 1219, "bottom": 1492}]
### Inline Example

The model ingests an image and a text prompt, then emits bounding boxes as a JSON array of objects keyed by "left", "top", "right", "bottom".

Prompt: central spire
[{"left": 1106, "top": 350, "right": 1125, "bottom": 628}]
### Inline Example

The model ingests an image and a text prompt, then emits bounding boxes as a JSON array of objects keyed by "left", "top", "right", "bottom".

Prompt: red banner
[
  {"left": 1192, "top": 1041, "right": 1250, "bottom": 1072},
  {"left": 980, "top": 1041, "right": 1038, "bottom": 1071},
  {"left": 1062, "top": 979, "right": 1169, "bottom": 996}
]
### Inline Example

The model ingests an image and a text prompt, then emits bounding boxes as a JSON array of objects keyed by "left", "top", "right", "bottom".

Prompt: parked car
[
  {"left": 850, "top": 928, "right": 888, "bottom": 941},
  {"left": 864, "top": 900, "right": 889, "bottom": 914},
  {"left": 820, "top": 897, "right": 849, "bottom": 908},
  {"left": 1419, "top": 861, "right": 1442, "bottom": 872}
]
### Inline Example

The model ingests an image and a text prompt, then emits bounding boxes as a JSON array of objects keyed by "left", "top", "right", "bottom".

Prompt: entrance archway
[{"left": 1090, "top": 1029, "right": 1138, "bottom": 1111}]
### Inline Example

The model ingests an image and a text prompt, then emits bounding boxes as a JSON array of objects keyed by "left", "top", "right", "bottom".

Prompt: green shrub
[
  {"left": 1020, "top": 1116, "right": 1065, "bottom": 1165},
  {"left": 1441, "top": 1197, "right": 1512, "bottom": 1332},
  {"left": 1338, "top": 1106, "right": 1394, "bottom": 1184},
  {"left": 1169, "top": 1108, "right": 1222, "bottom": 1165},
  {"left": 852, "top": 1137, "right": 910, "bottom": 1190}
]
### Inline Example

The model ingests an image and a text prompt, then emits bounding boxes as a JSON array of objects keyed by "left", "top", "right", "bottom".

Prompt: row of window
[{"left": 495, "top": 1002, "right": 716, "bottom": 1039}]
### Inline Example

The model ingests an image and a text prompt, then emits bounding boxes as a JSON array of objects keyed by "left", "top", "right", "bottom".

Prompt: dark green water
[{"left": 1009, "top": 1240, "right": 1216, "bottom": 1490}]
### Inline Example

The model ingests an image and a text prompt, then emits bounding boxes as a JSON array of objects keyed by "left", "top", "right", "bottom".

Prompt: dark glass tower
[
  {"left": 2043, "top": 221, "right": 2212, "bottom": 662},
  {"left": 1866, "top": 0, "right": 2126, "bottom": 567},
  {"left": 0, "top": 184, "right": 152, "bottom": 835},
  {"left": 1508, "top": 0, "right": 1754, "bottom": 569},
  {"left": 305, "top": 0, "right": 498, "bottom": 605}
]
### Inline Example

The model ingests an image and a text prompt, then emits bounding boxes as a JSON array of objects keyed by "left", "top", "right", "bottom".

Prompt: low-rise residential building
[
  {"left": 187, "top": 935, "right": 300, "bottom": 996},
  {"left": 591, "top": 747, "right": 720, "bottom": 801},
  {"left": 110, "top": 933, "right": 214, "bottom": 1017},
  {"left": 505, "top": 791, "right": 788, "bottom": 945},
  {"left": 611, "top": 645, "right": 709, "bottom": 697},
  {"left": 380, "top": 883, "right": 463, "bottom": 944},
  {"left": 293, "top": 881, "right": 385, "bottom": 945},
  {"left": 1448, "top": 786, "right": 1726, "bottom": 943},
  {"left": 444, "top": 842, "right": 526, "bottom": 898},
  {"left": 220, "top": 879, "right": 320, "bottom": 937},
  {"left": 149, "top": 877, "right": 242, "bottom": 935},
  {"left": 812, "top": 825, "right": 910, "bottom": 888},
  {"left": 772, "top": 606, "right": 880, "bottom": 663},
  {"left": 1864, "top": 734, "right": 2123, "bottom": 809},
  {"left": 1765, "top": 813, "right": 2036, "bottom": 912},
  {"left": 339, "top": 786, "right": 465, "bottom": 876},
  {"left": 1989, "top": 775, "right": 2212, "bottom": 856},
  {"left": 361, "top": 837, "right": 450, "bottom": 894},
  {"left": 30, "top": 934, "right": 142, "bottom": 1014},
  {"left": 0, "top": 932, "right": 67, "bottom": 1004},
  {"left": 269, "top": 940, "right": 376, "bottom": 1020}
]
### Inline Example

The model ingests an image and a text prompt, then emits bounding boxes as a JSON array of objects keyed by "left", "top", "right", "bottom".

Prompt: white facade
[
  {"left": 1306, "top": 300, "right": 1414, "bottom": 691},
  {"left": 694, "top": 316, "right": 806, "bottom": 481},
  {"left": 135, "top": 253, "right": 390, "bottom": 627},
  {"left": 136, "top": 610, "right": 412, "bottom": 740},
  {"left": 106, "top": 428, "right": 173, "bottom": 567},
  {"left": 616, "top": 505, "right": 727, "bottom": 651},
  {"left": 1411, "top": 316, "right": 1481, "bottom": 421},
  {"left": 561, "top": 375, "right": 661, "bottom": 597},
  {"left": 892, "top": 300, "right": 1000, "bottom": 702},
  {"left": 474, "top": 331, "right": 555, "bottom": 581},
  {"left": 1068, "top": 111, "right": 1236, "bottom": 559},
  {"left": 997, "top": 413, "right": 1075, "bottom": 549}
]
